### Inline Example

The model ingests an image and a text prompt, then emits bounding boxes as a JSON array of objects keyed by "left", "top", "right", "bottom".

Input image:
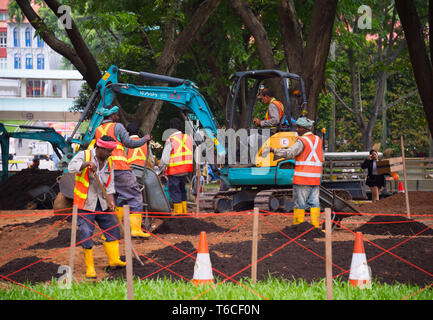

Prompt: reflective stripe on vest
[
  {"left": 73, "top": 150, "right": 112, "bottom": 209},
  {"left": 265, "top": 98, "right": 284, "bottom": 121},
  {"left": 166, "top": 133, "right": 193, "bottom": 175},
  {"left": 293, "top": 135, "right": 323, "bottom": 185},
  {"left": 127, "top": 135, "right": 148, "bottom": 167},
  {"left": 94, "top": 122, "right": 130, "bottom": 170}
]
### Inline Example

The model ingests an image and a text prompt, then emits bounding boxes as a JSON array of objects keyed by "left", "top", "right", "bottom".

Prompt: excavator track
[
  {"left": 253, "top": 189, "right": 293, "bottom": 212},
  {"left": 198, "top": 186, "right": 359, "bottom": 231}
]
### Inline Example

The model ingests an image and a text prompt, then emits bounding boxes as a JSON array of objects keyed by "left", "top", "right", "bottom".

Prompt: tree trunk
[
  {"left": 301, "top": 0, "right": 338, "bottom": 122},
  {"left": 395, "top": 0, "right": 433, "bottom": 137},
  {"left": 136, "top": 0, "right": 223, "bottom": 133}
]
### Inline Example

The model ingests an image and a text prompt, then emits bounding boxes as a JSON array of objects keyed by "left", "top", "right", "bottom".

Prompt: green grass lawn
[{"left": 1, "top": 277, "right": 431, "bottom": 300}]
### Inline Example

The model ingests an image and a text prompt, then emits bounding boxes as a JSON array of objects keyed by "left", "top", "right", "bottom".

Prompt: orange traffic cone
[
  {"left": 348, "top": 232, "right": 371, "bottom": 289},
  {"left": 192, "top": 231, "right": 214, "bottom": 285},
  {"left": 398, "top": 181, "right": 404, "bottom": 193}
]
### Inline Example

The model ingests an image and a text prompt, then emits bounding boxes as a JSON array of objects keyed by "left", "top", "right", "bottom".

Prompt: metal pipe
[{"left": 324, "top": 152, "right": 383, "bottom": 160}]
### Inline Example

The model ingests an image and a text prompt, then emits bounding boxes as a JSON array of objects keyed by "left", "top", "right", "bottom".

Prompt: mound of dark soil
[
  {"left": 106, "top": 236, "right": 433, "bottom": 287},
  {"left": 0, "top": 169, "right": 62, "bottom": 210},
  {"left": 354, "top": 191, "right": 433, "bottom": 214},
  {"left": 354, "top": 215, "right": 433, "bottom": 236},
  {"left": 155, "top": 217, "right": 229, "bottom": 235},
  {"left": 0, "top": 256, "right": 61, "bottom": 285},
  {"left": 27, "top": 229, "right": 71, "bottom": 250}
]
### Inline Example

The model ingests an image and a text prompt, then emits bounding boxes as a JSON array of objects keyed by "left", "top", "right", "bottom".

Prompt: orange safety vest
[
  {"left": 166, "top": 132, "right": 193, "bottom": 176},
  {"left": 94, "top": 122, "right": 130, "bottom": 170},
  {"left": 127, "top": 135, "right": 149, "bottom": 167},
  {"left": 73, "top": 150, "right": 112, "bottom": 209},
  {"left": 265, "top": 98, "right": 284, "bottom": 122},
  {"left": 293, "top": 134, "right": 323, "bottom": 186}
]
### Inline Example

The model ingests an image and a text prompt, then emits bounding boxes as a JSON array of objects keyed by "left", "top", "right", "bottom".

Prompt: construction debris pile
[{"left": 0, "top": 169, "right": 62, "bottom": 210}]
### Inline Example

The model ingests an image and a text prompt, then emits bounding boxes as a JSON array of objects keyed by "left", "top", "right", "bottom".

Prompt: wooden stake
[
  {"left": 400, "top": 136, "right": 411, "bottom": 219},
  {"left": 251, "top": 207, "right": 259, "bottom": 284},
  {"left": 69, "top": 205, "right": 78, "bottom": 280},
  {"left": 123, "top": 205, "right": 134, "bottom": 300},
  {"left": 195, "top": 144, "right": 201, "bottom": 216},
  {"left": 325, "top": 208, "right": 333, "bottom": 300}
]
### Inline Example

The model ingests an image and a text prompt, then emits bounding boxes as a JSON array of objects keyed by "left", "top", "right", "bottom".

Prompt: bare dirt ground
[{"left": 1, "top": 191, "right": 433, "bottom": 289}]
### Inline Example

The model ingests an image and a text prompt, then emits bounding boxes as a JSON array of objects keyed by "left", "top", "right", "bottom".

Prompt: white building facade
[{"left": 0, "top": 1, "right": 84, "bottom": 122}]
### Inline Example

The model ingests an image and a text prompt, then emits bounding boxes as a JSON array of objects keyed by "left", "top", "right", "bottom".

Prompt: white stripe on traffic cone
[
  {"left": 192, "top": 231, "right": 214, "bottom": 285},
  {"left": 349, "top": 232, "right": 372, "bottom": 289}
]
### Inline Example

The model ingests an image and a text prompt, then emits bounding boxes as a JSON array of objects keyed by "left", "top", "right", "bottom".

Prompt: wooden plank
[
  {"left": 401, "top": 137, "right": 411, "bottom": 219},
  {"left": 251, "top": 207, "right": 259, "bottom": 285},
  {"left": 123, "top": 205, "right": 134, "bottom": 300},
  {"left": 325, "top": 208, "right": 333, "bottom": 300},
  {"left": 69, "top": 205, "right": 78, "bottom": 281}
]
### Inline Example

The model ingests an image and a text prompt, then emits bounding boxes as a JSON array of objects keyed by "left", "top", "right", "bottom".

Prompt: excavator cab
[
  {"left": 226, "top": 69, "right": 307, "bottom": 132},
  {"left": 224, "top": 70, "right": 307, "bottom": 168}
]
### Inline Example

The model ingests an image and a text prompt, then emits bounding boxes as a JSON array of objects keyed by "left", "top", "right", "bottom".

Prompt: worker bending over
[
  {"left": 159, "top": 118, "right": 193, "bottom": 215},
  {"left": 94, "top": 105, "right": 152, "bottom": 239},
  {"left": 68, "top": 135, "right": 125, "bottom": 278},
  {"left": 266, "top": 117, "right": 323, "bottom": 228}
]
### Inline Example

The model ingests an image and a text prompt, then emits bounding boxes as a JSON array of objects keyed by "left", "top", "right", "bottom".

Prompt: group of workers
[
  {"left": 68, "top": 105, "right": 194, "bottom": 278},
  {"left": 69, "top": 88, "right": 324, "bottom": 279}
]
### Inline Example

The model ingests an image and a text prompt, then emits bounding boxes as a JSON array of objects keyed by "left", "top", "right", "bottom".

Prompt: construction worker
[
  {"left": 94, "top": 105, "right": 152, "bottom": 239},
  {"left": 265, "top": 117, "right": 323, "bottom": 228},
  {"left": 253, "top": 88, "right": 284, "bottom": 128},
  {"left": 68, "top": 135, "right": 125, "bottom": 278},
  {"left": 126, "top": 122, "right": 154, "bottom": 168},
  {"left": 159, "top": 117, "right": 193, "bottom": 214}
]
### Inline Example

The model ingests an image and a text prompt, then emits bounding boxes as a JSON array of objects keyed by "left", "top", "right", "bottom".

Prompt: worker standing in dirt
[
  {"left": 253, "top": 88, "right": 284, "bottom": 129},
  {"left": 126, "top": 122, "right": 154, "bottom": 168},
  {"left": 68, "top": 135, "right": 125, "bottom": 278},
  {"left": 361, "top": 150, "right": 385, "bottom": 202},
  {"left": 265, "top": 117, "right": 323, "bottom": 228},
  {"left": 159, "top": 117, "right": 193, "bottom": 215},
  {"left": 94, "top": 105, "right": 152, "bottom": 239}
]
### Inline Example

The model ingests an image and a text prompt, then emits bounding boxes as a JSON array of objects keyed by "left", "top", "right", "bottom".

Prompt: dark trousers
[
  {"left": 77, "top": 201, "right": 121, "bottom": 249},
  {"left": 168, "top": 174, "right": 187, "bottom": 204}
]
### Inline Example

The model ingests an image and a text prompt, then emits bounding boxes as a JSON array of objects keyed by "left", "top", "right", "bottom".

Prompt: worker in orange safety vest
[
  {"left": 93, "top": 105, "right": 152, "bottom": 239},
  {"left": 158, "top": 117, "right": 193, "bottom": 215},
  {"left": 126, "top": 122, "right": 154, "bottom": 168},
  {"left": 68, "top": 135, "right": 125, "bottom": 278},
  {"left": 265, "top": 117, "right": 323, "bottom": 228},
  {"left": 253, "top": 88, "right": 284, "bottom": 129}
]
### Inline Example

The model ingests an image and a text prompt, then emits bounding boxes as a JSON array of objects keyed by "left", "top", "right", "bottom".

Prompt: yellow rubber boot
[
  {"left": 181, "top": 201, "right": 188, "bottom": 214},
  {"left": 83, "top": 248, "right": 96, "bottom": 278},
  {"left": 293, "top": 208, "right": 305, "bottom": 225},
  {"left": 130, "top": 213, "right": 150, "bottom": 238},
  {"left": 103, "top": 240, "right": 126, "bottom": 267},
  {"left": 310, "top": 207, "right": 321, "bottom": 228},
  {"left": 173, "top": 203, "right": 183, "bottom": 215}
]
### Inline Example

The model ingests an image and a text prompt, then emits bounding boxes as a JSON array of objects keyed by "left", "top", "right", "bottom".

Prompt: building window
[
  {"left": 14, "top": 54, "right": 21, "bottom": 69},
  {"left": 0, "top": 58, "right": 7, "bottom": 69},
  {"left": 25, "top": 28, "right": 32, "bottom": 47},
  {"left": 26, "top": 79, "right": 62, "bottom": 97},
  {"left": 68, "top": 80, "right": 85, "bottom": 98},
  {"left": 0, "top": 78, "right": 21, "bottom": 96},
  {"left": 27, "top": 79, "right": 45, "bottom": 97},
  {"left": 37, "top": 34, "right": 44, "bottom": 48},
  {"left": 37, "top": 54, "right": 44, "bottom": 70},
  {"left": 13, "top": 28, "right": 20, "bottom": 47},
  {"left": 25, "top": 54, "right": 33, "bottom": 69},
  {"left": 0, "top": 13, "right": 8, "bottom": 21},
  {"left": 0, "top": 32, "right": 6, "bottom": 47}
]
